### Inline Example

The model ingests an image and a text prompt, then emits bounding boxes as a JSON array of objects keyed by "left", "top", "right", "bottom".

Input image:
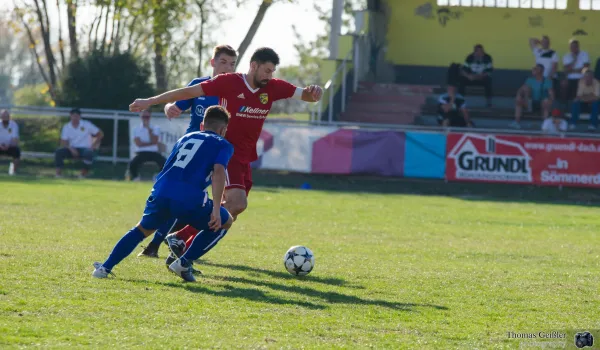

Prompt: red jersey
[{"left": 200, "top": 73, "right": 298, "bottom": 163}]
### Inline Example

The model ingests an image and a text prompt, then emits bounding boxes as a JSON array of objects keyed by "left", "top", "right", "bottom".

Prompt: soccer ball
[{"left": 283, "top": 246, "right": 315, "bottom": 276}]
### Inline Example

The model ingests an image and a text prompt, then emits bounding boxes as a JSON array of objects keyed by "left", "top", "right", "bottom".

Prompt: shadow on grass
[
  {"left": 213, "top": 275, "right": 448, "bottom": 312},
  {"left": 123, "top": 277, "right": 325, "bottom": 310},
  {"left": 199, "top": 261, "right": 364, "bottom": 289}
]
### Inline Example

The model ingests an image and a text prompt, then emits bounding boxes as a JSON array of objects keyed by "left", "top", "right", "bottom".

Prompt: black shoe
[
  {"left": 165, "top": 252, "right": 176, "bottom": 266},
  {"left": 137, "top": 242, "right": 159, "bottom": 258}
]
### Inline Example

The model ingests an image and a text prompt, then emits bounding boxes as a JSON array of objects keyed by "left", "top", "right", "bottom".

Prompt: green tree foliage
[
  {"left": 58, "top": 50, "right": 154, "bottom": 110},
  {"left": 13, "top": 83, "right": 55, "bottom": 107}
]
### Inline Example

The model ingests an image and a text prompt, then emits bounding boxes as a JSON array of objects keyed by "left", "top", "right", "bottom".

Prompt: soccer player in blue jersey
[
  {"left": 92, "top": 106, "right": 234, "bottom": 282},
  {"left": 137, "top": 45, "right": 237, "bottom": 258}
]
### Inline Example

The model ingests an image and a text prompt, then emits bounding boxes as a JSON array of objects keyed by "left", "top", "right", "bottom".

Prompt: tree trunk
[
  {"left": 56, "top": 0, "right": 66, "bottom": 69},
  {"left": 33, "top": 0, "right": 57, "bottom": 87},
  {"left": 154, "top": 38, "right": 168, "bottom": 91},
  {"left": 66, "top": 0, "right": 79, "bottom": 60},
  {"left": 111, "top": 4, "right": 123, "bottom": 55},
  {"left": 93, "top": 4, "right": 105, "bottom": 51},
  {"left": 100, "top": 1, "right": 111, "bottom": 55},
  {"left": 125, "top": 14, "right": 140, "bottom": 52},
  {"left": 15, "top": 6, "right": 55, "bottom": 100},
  {"left": 196, "top": 0, "right": 207, "bottom": 76},
  {"left": 235, "top": 0, "right": 273, "bottom": 69}
]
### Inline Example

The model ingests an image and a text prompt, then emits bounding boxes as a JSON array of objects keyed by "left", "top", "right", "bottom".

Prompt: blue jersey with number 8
[{"left": 152, "top": 131, "right": 233, "bottom": 206}]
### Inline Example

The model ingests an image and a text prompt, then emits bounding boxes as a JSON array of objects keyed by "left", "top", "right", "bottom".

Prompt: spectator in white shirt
[
  {"left": 560, "top": 39, "right": 590, "bottom": 102},
  {"left": 128, "top": 110, "right": 166, "bottom": 181},
  {"left": 530, "top": 36, "right": 559, "bottom": 79},
  {"left": 55, "top": 108, "right": 103, "bottom": 178},
  {"left": 0, "top": 110, "right": 21, "bottom": 175},
  {"left": 542, "top": 109, "right": 567, "bottom": 134}
]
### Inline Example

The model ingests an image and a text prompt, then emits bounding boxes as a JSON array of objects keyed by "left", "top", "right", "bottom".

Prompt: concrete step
[
  {"left": 346, "top": 101, "right": 422, "bottom": 114},
  {"left": 341, "top": 111, "right": 416, "bottom": 125},
  {"left": 359, "top": 82, "right": 439, "bottom": 95},
  {"left": 350, "top": 93, "right": 427, "bottom": 104}
]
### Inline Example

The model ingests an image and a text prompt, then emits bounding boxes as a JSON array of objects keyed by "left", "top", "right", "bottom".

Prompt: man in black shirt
[
  {"left": 459, "top": 44, "right": 494, "bottom": 107},
  {"left": 437, "top": 85, "right": 473, "bottom": 127}
]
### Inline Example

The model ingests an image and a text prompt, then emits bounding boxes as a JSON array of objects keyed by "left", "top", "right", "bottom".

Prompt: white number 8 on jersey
[{"left": 173, "top": 139, "right": 204, "bottom": 169}]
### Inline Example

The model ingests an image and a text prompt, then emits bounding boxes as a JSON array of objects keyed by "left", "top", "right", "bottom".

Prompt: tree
[
  {"left": 235, "top": 0, "right": 297, "bottom": 70},
  {"left": 58, "top": 51, "right": 154, "bottom": 109}
]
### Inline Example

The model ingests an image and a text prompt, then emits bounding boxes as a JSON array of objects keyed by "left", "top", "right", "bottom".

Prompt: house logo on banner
[{"left": 448, "top": 133, "right": 533, "bottom": 182}]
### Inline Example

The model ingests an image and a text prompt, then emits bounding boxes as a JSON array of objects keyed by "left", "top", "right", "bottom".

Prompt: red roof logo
[{"left": 448, "top": 134, "right": 533, "bottom": 183}]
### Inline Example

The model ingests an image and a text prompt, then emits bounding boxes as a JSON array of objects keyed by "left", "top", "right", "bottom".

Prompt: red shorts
[{"left": 225, "top": 157, "right": 252, "bottom": 196}]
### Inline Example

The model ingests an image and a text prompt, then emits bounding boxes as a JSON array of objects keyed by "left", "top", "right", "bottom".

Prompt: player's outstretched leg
[{"left": 93, "top": 225, "right": 153, "bottom": 278}]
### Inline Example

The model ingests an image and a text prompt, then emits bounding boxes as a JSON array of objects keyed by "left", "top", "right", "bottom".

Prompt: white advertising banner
[
  {"left": 255, "top": 124, "right": 338, "bottom": 173},
  {"left": 128, "top": 118, "right": 189, "bottom": 159},
  {"left": 128, "top": 119, "right": 338, "bottom": 174}
]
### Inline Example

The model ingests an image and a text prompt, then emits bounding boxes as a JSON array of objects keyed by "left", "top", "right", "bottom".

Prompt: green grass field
[{"left": 0, "top": 170, "right": 599, "bottom": 349}]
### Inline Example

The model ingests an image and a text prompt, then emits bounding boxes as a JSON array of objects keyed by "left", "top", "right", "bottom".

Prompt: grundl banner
[{"left": 446, "top": 133, "right": 600, "bottom": 188}]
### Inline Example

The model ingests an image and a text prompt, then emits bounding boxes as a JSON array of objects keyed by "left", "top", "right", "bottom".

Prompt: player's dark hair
[
  {"left": 250, "top": 47, "right": 280, "bottom": 66},
  {"left": 213, "top": 45, "right": 237, "bottom": 59},
  {"left": 203, "top": 105, "right": 230, "bottom": 128}
]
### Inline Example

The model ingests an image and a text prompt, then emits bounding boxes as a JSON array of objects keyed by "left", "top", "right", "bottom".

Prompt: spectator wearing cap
[
  {"left": 0, "top": 109, "right": 20, "bottom": 175},
  {"left": 55, "top": 108, "right": 103, "bottom": 178},
  {"left": 569, "top": 68, "right": 599, "bottom": 131},
  {"left": 542, "top": 109, "right": 567, "bottom": 134},
  {"left": 459, "top": 44, "right": 494, "bottom": 107},
  {"left": 510, "top": 64, "right": 554, "bottom": 129},
  {"left": 127, "top": 109, "right": 166, "bottom": 181}
]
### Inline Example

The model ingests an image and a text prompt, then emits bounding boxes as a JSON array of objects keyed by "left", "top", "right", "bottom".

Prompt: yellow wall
[{"left": 385, "top": 0, "right": 600, "bottom": 70}]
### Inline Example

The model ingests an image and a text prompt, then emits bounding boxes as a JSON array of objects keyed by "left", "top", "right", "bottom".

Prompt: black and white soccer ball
[{"left": 283, "top": 246, "right": 315, "bottom": 276}]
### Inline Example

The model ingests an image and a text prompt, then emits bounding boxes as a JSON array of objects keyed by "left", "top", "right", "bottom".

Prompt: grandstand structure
[{"left": 320, "top": 0, "right": 600, "bottom": 132}]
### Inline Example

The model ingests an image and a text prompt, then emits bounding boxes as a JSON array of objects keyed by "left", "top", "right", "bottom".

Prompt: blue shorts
[{"left": 139, "top": 195, "right": 230, "bottom": 232}]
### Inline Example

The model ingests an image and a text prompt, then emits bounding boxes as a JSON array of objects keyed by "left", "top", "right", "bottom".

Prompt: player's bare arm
[
  {"left": 209, "top": 164, "right": 229, "bottom": 231},
  {"left": 129, "top": 84, "right": 206, "bottom": 112},
  {"left": 300, "top": 85, "right": 323, "bottom": 102}
]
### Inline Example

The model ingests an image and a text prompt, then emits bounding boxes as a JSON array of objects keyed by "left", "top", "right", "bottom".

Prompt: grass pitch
[{"left": 0, "top": 171, "right": 599, "bottom": 349}]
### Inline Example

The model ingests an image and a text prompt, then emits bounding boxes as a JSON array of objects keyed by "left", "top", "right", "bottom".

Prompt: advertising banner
[{"left": 446, "top": 133, "right": 600, "bottom": 188}]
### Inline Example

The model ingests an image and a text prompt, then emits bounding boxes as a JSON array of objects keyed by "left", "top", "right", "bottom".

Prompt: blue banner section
[{"left": 403, "top": 132, "right": 447, "bottom": 179}]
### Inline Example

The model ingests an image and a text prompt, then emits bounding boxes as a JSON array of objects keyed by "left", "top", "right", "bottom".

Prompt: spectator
[
  {"left": 510, "top": 64, "right": 554, "bottom": 129},
  {"left": 542, "top": 108, "right": 567, "bottom": 134},
  {"left": 560, "top": 39, "right": 590, "bottom": 102},
  {"left": 437, "top": 84, "right": 473, "bottom": 128},
  {"left": 529, "top": 35, "right": 559, "bottom": 86},
  {"left": 459, "top": 44, "right": 493, "bottom": 107},
  {"left": 55, "top": 108, "right": 103, "bottom": 178},
  {"left": 0, "top": 110, "right": 20, "bottom": 175},
  {"left": 569, "top": 68, "right": 599, "bottom": 131},
  {"left": 128, "top": 110, "right": 166, "bottom": 181}
]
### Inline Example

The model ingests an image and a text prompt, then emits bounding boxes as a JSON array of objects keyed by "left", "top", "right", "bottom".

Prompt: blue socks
[
  {"left": 151, "top": 218, "right": 177, "bottom": 245},
  {"left": 180, "top": 229, "right": 228, "bottom": 267},
  {"left": 102, "top": 227, "right": 146, "bottom": 271}
]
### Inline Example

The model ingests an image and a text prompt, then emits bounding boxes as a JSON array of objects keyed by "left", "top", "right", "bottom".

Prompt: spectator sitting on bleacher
[
  {"left": 569, "top": 68, "right": 599, "bottom": 131},
  {"left": 437, "top": 84, "right": 473, "bottom": 128},
  {"left": 561, "top": 39, "right": 590, "bottom": 103},
  {"left": 55, "top": 108, "right": 104, "bottom": 178},
  {"left": 0, "top": 110, "right": 20, "bottom": 175},
  {"left": 459, "top": 44, "right": 493, "bottom": 107},
  {"left": 127, "top": 109, "right": 166, "bottom": 181},
  {"left": 510, "top": 64, "right": 554, "bottom": 129},
  {"left": 542, "top": 108, "right": 567, "bottom": 134}
]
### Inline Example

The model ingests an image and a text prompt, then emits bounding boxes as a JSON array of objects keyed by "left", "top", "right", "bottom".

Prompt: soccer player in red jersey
[{"left": 129, "top": 47, "right": 323, "bottom": 267}]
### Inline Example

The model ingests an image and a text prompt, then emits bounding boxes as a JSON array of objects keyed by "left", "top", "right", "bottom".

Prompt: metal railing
[
  {"left": 0, "top": 105, "right": 169, "bottom": 164},
  {"left": 311, "top": 34, "right": 370, "bottom": 124}
]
